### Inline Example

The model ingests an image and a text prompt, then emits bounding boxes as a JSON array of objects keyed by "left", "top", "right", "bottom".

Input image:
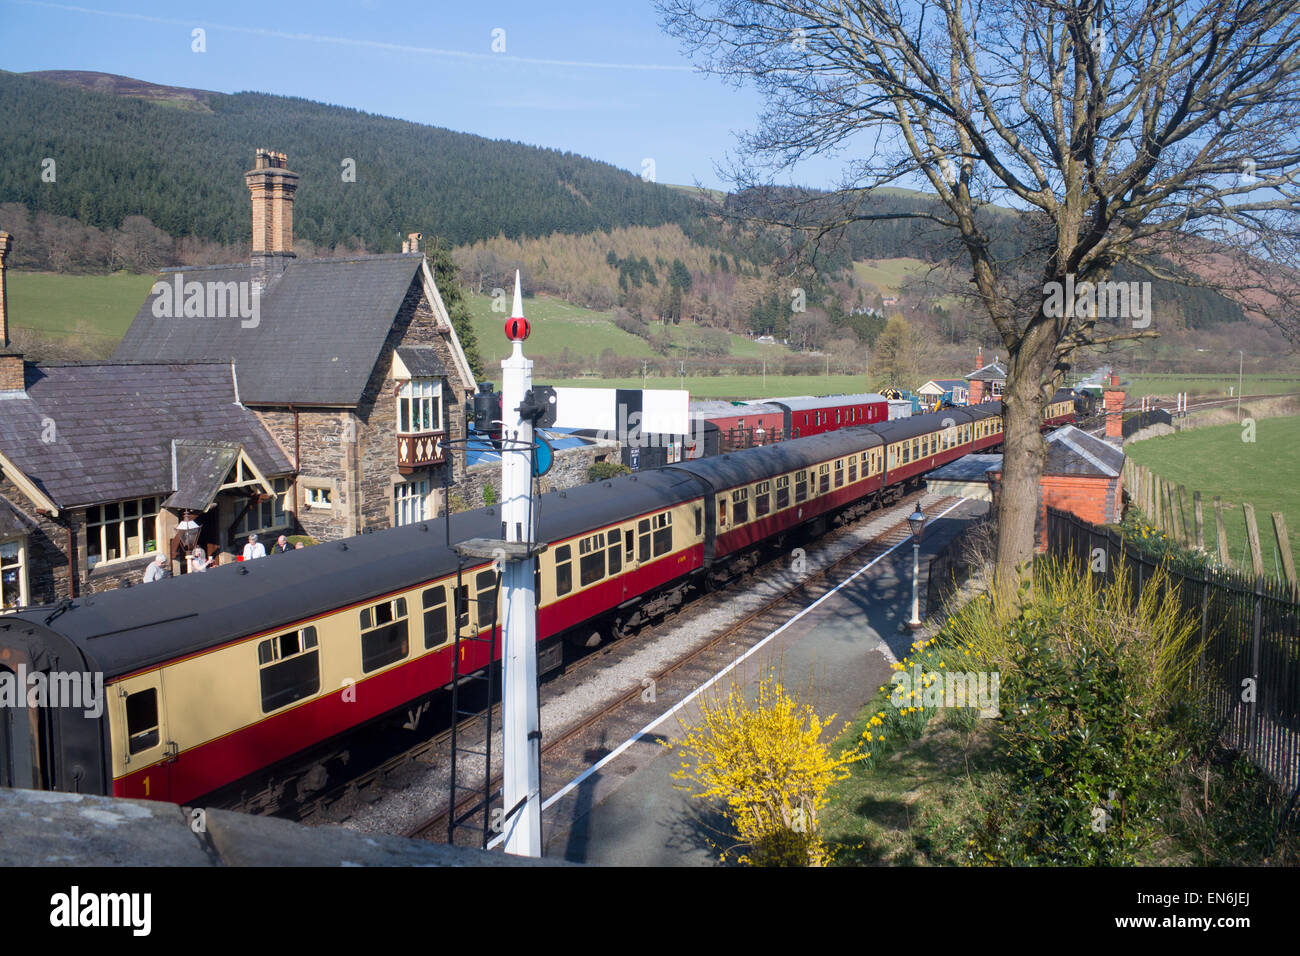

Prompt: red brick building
[{"left": 984, "top": 425, "right": 1126, "bottom": 550}]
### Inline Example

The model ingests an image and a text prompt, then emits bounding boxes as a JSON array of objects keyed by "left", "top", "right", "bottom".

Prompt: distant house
[
  {"left": 113, "top": 149, "right": 478, "bottom": 545},
  {"left": 916, "top": 378, "right": 969, "bottom": 409},
  {"left": 965, "top": 346, "right": 1007, "bottom": 403}
]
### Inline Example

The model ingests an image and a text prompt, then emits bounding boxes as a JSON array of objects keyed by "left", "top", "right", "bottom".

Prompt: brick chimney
[
  {"left": 0, "top": 231, "right": 24, "bottom": 393},
  {"left": 245, "top": 149, "right": 298, "bottom": 285},
  {"left": 974, "top": 344, "right": 983, "bottom": 372},
  {"left": 1103, "top": 371, "right": 1125, "bottom": 440},
  {"left": 402, "top": 232, "right": 422, "bottom": 254}
]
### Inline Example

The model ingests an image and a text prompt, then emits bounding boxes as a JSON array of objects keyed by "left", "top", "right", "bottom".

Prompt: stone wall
[{"left": 451, "top": 440, "right": 620, "bottom": 512}]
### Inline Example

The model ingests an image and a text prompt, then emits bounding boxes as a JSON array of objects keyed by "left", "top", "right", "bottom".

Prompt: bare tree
[{"left": 657, "top": 0, "right": 1300, "bottom": 597}]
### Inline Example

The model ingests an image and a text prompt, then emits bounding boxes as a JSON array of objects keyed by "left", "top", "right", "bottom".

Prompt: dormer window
[{"left": 398, "top": 378, "right": 442, "bottom": 434}]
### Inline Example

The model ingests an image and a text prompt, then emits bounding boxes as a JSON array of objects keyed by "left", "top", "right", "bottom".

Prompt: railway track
[{"left": 402, "top": 491, "right": 959, "bottom": 846}]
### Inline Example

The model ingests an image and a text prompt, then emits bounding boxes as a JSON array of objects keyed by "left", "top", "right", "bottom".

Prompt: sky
[{"left": 0, "top": 0, "right": 852, "bottom": 192}]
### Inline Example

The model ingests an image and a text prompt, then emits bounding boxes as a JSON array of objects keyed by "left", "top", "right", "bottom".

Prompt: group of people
[{"left": 142, "top": 533, "right": 304, "bottom": 583}]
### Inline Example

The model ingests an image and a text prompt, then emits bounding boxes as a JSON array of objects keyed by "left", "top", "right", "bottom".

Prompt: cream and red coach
[{"left": 0, "top": 398, "right": 1073, "bottom": 805}]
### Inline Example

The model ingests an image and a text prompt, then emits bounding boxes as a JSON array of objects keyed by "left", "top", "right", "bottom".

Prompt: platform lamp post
[
  {"left": 177, "top": 512, "right": 201, "bottom": 573},
  {"left": 906, "top": 504, "right": 927, "bottom": 631}
]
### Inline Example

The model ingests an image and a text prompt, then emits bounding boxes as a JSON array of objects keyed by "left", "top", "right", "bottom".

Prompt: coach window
[
  {"left": 258, "top": 626, "right": 321, "bottom": 713},
  {"left": 834, "top": 459, "right": 844, "bottom": 488},
  {"left": 625, "top": 529, "right": 634, "bottom": 563},
  {"left": 652, "top": 512, "right": 673, "bottom": 556},
  {"left": 794, "top": 470, "right": 807, "bottom": 503},
  {"left": 126, "top": 688, "right": 160, "bottom": 755},
  {"left": 819, "top": 464, "right": 830, "bottom": 494},
  {"left": 476, "top": 570, "right": 498, "bottom": 624},
  {"left": 836, "top": 410, "right": 842, "bottom": 425},
  {"left": 861, "top": 451, "right": 870, "bottom": 476},
  {"left": 423, "top": 586, "right": 449, "bottom": 648},
  {"left": 360, "top": 598, "right": 408, "bottom": 673},
  {"left": 608, "top": 532, "right": 622, "bottom": 576},
  {"left": 755, "top": 481, "right": 771, "bottom": 518},
  {"left": 580, "top": 533, "right": 606, "bottom": 587},
  {"left": 848, "top": 458, "right": 857, "bottom": 483},
  {"left": 639, "top": 520, "right": 655, "bottom": 564},
  {"left": 776, "top": 476, "right": 790, "bottom": 510},
  {"left": 694, "top": 507, "right": 703, "bottom": 537},
  {"left": 555, "top": 544, "right": 573, "bottom": 596},
  {"left": 718, "top": 497, "right": 728, "bottom": 527},
  {"left": 732, "top": 489, "right": 749, "bottom": 524}
]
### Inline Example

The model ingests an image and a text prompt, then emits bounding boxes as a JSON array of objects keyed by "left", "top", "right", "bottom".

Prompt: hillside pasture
[{"left": 1124, "top": 415, "right": 1300, "bottom": 575}]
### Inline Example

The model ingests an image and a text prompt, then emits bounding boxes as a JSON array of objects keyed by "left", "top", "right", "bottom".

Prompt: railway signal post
[{"left": 500, "top": 271, "right": 543, "bottom": 856}]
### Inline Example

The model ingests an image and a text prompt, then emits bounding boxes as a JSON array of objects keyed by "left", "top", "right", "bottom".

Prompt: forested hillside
[{"left": 0, "top": 70, "right": 696, "bottom": 252}]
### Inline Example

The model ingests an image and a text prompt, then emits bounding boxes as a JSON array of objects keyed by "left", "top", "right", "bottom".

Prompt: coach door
[
  {"left": 0, "top": 665, "right": 49, "bottom": 790},
  {"left": 115, "top": 670, "right": 172, "bottom": 801}
]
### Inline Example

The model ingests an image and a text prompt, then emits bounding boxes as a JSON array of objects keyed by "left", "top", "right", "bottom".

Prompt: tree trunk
[{"left": 994, "top": 346, "right": 1051, "bottom": 604}]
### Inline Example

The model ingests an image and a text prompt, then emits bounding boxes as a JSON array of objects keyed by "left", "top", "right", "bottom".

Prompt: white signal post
[{"left": 500, "top": 270, "right": 541, "bottom": 856}]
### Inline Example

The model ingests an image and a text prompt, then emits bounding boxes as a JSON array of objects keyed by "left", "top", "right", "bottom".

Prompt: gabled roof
[
  {"left": 966, "top": 360, "right": 1008, "bottom": 382},
  {"left": 162, "top": 440, "right": 243, "bottom": 512},
  {"left": 920, "top": 378, "right": 968, "bottom": 392},
  {"left": 113, "top": 253, "right": 427, "bottom": 405},
  {"left": 0, "top": 363, "right": 294, "bottom": 511},
  {"left": 1044, "top": 425, "right": 1125, "bottom": 477}
]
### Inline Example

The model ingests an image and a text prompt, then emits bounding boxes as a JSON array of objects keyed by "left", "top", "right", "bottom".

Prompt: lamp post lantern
[{"left": 906, "top": 505, "right": 926, "bottom": 630}]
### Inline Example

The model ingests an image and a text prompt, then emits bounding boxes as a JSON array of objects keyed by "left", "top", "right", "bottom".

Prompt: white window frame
[
  {"left": 85, "top": 497, "right": 160, "bottom": 569},
  {"left": 394, "top": 478, "right": 431, "bottom": 527},
  {"left": 1, "top": 536, "right": 28, "bottom": 610},
  {"left": 302, "top": 481, "right": 334, "bottom": 510},
  {"left": 397, "top": 377, "right": 442, "bottom": 434}
]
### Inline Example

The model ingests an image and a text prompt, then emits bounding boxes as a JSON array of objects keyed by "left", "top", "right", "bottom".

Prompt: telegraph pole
[{"left": 499, "top": 271, "right": 541, "bottom": 856}]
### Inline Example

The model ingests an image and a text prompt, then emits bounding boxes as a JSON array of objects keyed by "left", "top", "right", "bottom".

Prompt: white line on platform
[{"left": 487, "top": 496, "right": 970, "bottom": 851}]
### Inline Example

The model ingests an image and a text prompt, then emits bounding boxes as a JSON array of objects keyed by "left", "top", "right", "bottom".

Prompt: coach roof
[
  {"left": 667, "top": 427, "right": 882, "bottom": 490},
  {"left": 6, "top": 467, "right": 706, "bottom": 677}
]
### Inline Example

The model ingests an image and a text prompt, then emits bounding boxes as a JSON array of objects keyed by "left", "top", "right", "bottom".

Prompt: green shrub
[
  {"left": 482, "top": 484, "right": 497, "bottom": 507},
  {"left": 966, "top": 560, "right": 1201, "bottom": 865},
  {"left": 587, "top": 461, "right": 631, "bottom": 483},
  {"left": 1118, "top": 506, "right": 1221, "bottom": 575}
]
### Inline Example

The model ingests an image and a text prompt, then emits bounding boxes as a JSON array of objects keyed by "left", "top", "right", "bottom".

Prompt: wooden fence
[{"left": 1122, "top": 458, "right": 1299, "bottom": 593}]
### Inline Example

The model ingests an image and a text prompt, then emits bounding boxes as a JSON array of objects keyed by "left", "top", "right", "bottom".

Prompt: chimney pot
[
  {"left": 0, "top": 230, "right": 13, "bottom": 353},
  {"left": 407, "top": 232, "right": 422, "bottom": 254}
]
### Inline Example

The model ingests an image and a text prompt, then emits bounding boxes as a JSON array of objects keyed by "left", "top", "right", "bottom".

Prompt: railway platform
[{"left": 541, "top": 495, "right": 989, "bottom": 865}]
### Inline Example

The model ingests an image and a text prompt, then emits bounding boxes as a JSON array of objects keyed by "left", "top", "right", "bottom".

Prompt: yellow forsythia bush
[{"left": 670, "top": 672, "right": 866, "bottom": 866}]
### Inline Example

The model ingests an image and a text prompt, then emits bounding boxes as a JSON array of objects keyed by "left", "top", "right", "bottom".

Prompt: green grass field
[
  {"left": 850, "top": 257, "right": 932, "bottom": 295},
  {"left": 7, "top": 271, "right": 156, "bottom": 353},
  {"left": 467, "top": 292, "right": 781, "bottom": 365},
  {"left": 1120, "top": 372, "right": 1300, "bottom": 400},
  {"left": 1124, "top": 415, "right": 1300, "bottom": 575},
  {"left": 497, "top": 373, "right": 875, "bottom": 399}
]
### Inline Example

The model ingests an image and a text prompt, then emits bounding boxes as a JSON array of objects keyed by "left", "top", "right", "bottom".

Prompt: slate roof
[
  {"left": 926, "top": 454, "right": 1003, "bottom": 482},
  {"left": 689, "top": 400, "right": 784, "bottom": 419},
  {"left": 0, "top": 495, "right": 36, "bottom": 538},
  {"left": 112, "top": 254, "right": 425, "bottom": 406},
  {"left": 0, "top": 363, "right": 294, "bottom": 510},
  {"left": 1044, "top": 425, "right": 1125, "bottom": 477},
  {"left": 966, "top": 360, "right": 1008, "bottom": 382},
  {"left": 962, "top": 426, "right": 1125, "bottom": 480},
  {"left": 162, "top": 440, "right": 242, "bottom": 511},
  {"left": 396, "top": 346, "right": 447, "bottom": 379}
]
